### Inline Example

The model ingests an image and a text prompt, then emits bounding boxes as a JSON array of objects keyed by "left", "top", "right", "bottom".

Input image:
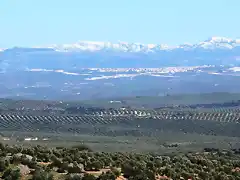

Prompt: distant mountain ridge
[
  {"left": 1, "top": 37, "right": 240, "bottom": 101},
  {"left": 48, "top": 36, "right": 240, "bottom": 52},
  {"left": 1, "top": 36, "right": 240, "bottom": 53},
  {"left": 1, "top": 36, "right": 240, "bottom": 70}
]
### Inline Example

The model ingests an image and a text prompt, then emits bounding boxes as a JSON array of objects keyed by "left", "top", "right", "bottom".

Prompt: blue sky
[{"left": 0, "top": 0, "right": 239, "bottom": 48}]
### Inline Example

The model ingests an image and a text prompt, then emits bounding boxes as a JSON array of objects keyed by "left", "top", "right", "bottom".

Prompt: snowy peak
[
  {"left": 204, "top": 36, "right": 240, "bottom": 44},
  {"left": 196, "top": 36, "right": 240, "bottom": 49},
  {"left": 206, "top": 36, "right": 233, "bottom": 43}
]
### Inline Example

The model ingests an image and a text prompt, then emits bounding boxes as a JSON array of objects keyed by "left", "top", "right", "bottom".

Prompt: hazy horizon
[{"left": 1, "top": 0, "right": 240, "bottom": 48}]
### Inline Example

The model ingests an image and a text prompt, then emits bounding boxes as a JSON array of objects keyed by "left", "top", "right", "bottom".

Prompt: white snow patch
[
  {"left": 229, "top": 67, "right": 240, "bottom": 72},
  {"left": 26, "top": 69, "right": 89, "bottom": 76}
]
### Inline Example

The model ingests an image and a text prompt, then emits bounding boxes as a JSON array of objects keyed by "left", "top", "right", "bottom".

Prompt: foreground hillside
[{"left": 0, "top": 143, "right": 239, "bottom": 180}]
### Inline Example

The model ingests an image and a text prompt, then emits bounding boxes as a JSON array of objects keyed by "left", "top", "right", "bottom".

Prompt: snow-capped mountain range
[
  {"left": 1, "top": 36, "right": 240, "bottom": 70},
  {"left": 44, "top": 37, "right": 240, "bottom": 52},
  {"left": 1, "top": 36, "right": 240, "bottom": 53}
]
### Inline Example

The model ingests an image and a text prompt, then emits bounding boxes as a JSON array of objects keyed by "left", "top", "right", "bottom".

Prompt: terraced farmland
[
  {"left": 1, "top": 106, "right": 240, "bottom": 137},
  {"left": 1, "top": 97, "right": 240, "bottom": 140}
]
